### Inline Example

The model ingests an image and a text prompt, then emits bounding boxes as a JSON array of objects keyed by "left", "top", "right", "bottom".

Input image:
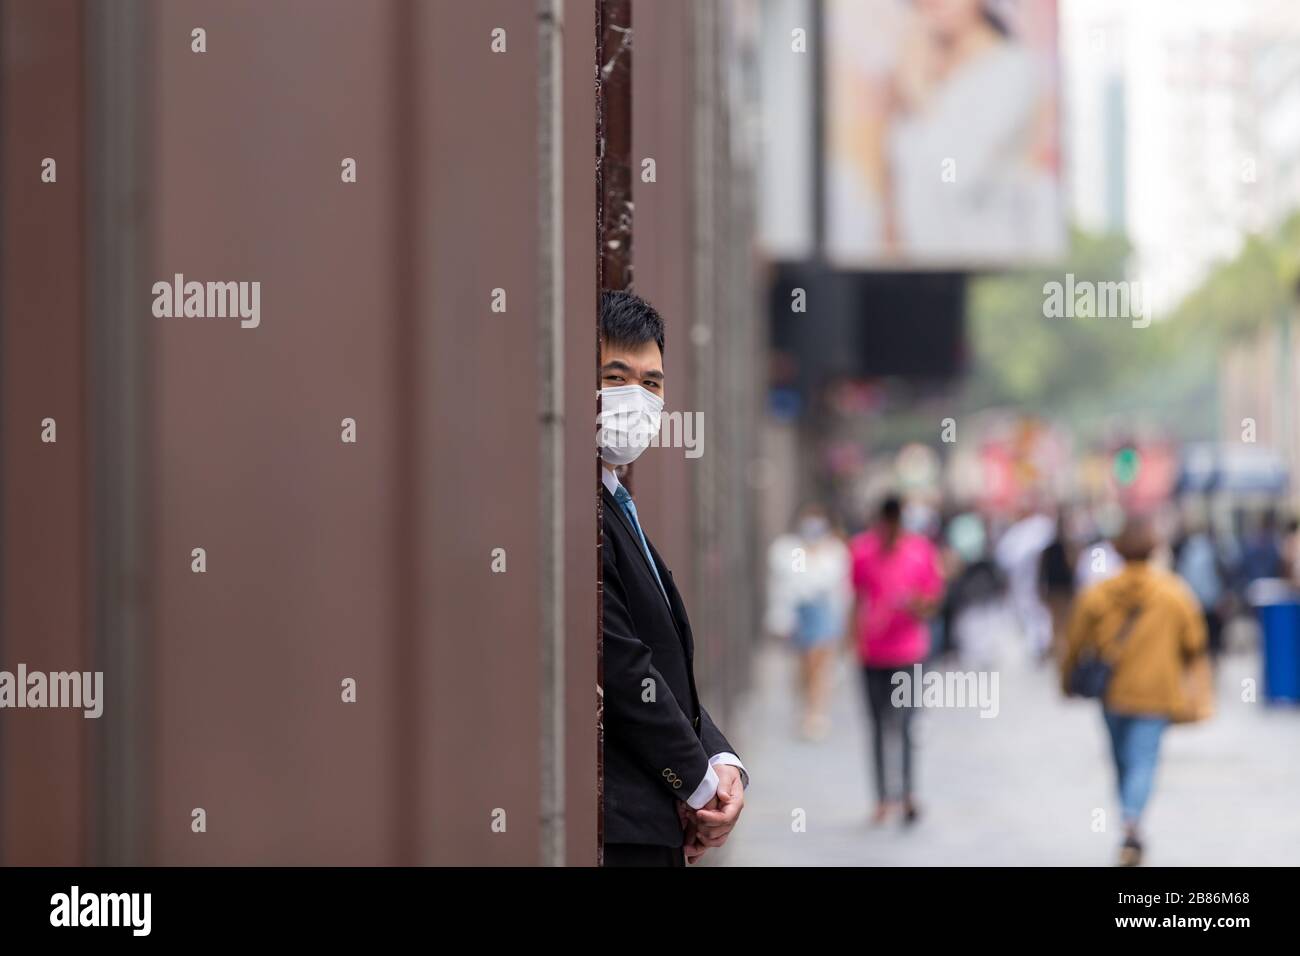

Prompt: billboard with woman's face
[{"left": 826, "top": 0, "right": 1064, "bottom": 267}]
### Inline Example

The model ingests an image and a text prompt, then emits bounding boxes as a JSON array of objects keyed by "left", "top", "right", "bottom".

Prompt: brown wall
[
  {"left": 415, "top": 0, "right": 542, "bottom": 865},
  {"left": 632, "top": 0, "right": 699, "bottom": 619},
  {"left": 631, "top": 0, "right": 761, "bottom": 723},
  {"left": 146, "top": 0, "right": 406, "bottom": 866},
  {"left": 561, "top": 0, "right": 600, "bottom": 867},
  {"left": 0, "top": 0, "right": 90, "bottom": 866},
  {"left": 1, "top": 0, "right": 598, "bottom": 866}
]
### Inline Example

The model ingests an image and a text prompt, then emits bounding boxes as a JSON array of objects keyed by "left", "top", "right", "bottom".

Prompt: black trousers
[
  {"left": 1204, "top": 608, "right": 1224, "bottom": 658},
  {"left": 862, "top": 665, "right": 916, "bottom": 803},
  {"left": 603, "top": 843, "right": 686, "bottom": 867}
]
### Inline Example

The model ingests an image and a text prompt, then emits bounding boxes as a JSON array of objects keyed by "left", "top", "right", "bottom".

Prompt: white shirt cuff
[
  {"left": 709, "top": 752, "right": 749, "bottom": 789},
  {"left": 684, "top": 763, "right": 720, "bottom": 809}
]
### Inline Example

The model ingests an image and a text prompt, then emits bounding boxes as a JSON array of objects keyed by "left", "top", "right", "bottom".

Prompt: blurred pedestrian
[
  {"left": 1076, "top": 529, "right": 1123, "bottom": 591},
  {"left": 995, "top": 505, "right": 1055, "bottom": 660},
  {"left": 1038, "top": 511, "right": 1077, "bottom": 665},
  {"left": 1174, "top": 513, "right": 1230, "bottom": 663},
  {"left": 941, "top": 511, "right": 1011, "bottom": 668},
  {"left": 1238, "top": 509, "right": 1282, "bottom": 589},
  {"left": 850, "top": 495, "right": 945, "bottom": 826},
  {"left": 765, "top": 503, "right": 852, "bottom": 740},
  {"left": 1281, "top": 515, "right": 1300, "bottom": 587},
  {"left": 1061, "top": 518, "right": 1207, "bottom": 866}
]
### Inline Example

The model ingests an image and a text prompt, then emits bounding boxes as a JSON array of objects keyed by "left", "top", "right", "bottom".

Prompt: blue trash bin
[{"left": 1252, "top": 580, "right": 1300, "bottom": 704}]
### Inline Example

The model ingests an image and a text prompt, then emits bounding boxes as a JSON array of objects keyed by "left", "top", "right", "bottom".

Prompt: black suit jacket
[{"left": 602, "top": 483, "right": 741, "bottom": 847}]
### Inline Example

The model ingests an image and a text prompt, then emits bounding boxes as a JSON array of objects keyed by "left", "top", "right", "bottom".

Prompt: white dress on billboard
[{"left": 889, "top": 43, "right": 1057, "bottom": 263}]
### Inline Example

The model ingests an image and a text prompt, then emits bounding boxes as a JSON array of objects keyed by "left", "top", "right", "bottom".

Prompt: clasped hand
[{"left": 676, "top": 764, "right": 744, "bottom": 864}]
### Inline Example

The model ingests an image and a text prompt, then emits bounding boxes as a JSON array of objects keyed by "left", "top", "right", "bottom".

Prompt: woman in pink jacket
[{"left": 850, "top": 495, "right": 945, "bottom": 825}]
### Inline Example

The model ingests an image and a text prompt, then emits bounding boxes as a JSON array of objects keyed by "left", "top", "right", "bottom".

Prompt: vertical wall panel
[
  {"left": 0, "top": 0, "right": 90, "bottom": 866},
  {"left": 631, "top": 0, "right": 762, "bottom": 724},
  {"left": 415, "top": 0, "right": 542, "bottom": 864},
  {"left": 631, "top": 0, "right": 698, "bottom": 616},
  {"left": 561, "top": 0, "right": 599, "bottom": 867},
  {"left": 147, "top": 0, "right": 402, "bottom": 864}
]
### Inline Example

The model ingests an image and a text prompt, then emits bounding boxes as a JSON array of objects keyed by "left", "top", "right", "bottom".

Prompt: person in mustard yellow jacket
[{"left": 1061, "top": 517, "right": 1206, "bottom": 866}]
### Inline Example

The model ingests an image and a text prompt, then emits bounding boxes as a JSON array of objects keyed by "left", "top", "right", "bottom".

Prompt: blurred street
[{"left": 714, "top": 636, "right": 1300, "bottom": 866}]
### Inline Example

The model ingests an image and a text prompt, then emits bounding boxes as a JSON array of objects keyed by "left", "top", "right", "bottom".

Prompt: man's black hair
[
  {"left": 600, "top": 289, "right": 665, "bottom": 356},
  {"left": 880, "top": 495, "right": 903, "bottom": 523}
]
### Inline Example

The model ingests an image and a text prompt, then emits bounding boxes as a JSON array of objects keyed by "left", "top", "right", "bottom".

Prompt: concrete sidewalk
[{"left": 708, "top": 639, "right": 1300, "bottom": 866}]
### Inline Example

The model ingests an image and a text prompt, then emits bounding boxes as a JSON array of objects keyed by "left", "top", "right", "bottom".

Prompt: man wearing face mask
[{"left": 598, "top": 290, "right": 748, "bottom": 867}]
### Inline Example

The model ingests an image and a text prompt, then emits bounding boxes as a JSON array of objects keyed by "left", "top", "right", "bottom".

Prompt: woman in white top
[{"left": 766, "top": 504, "right": 853, "bottom": 740}]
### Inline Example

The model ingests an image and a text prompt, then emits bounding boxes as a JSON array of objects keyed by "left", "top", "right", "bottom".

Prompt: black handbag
[{"left": 1068, "top": 604, "right": 1142, "bottom": 699}]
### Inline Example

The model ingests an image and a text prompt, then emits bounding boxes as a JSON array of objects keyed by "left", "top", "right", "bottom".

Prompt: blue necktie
[{"left": 614, "top": 485, "right": 669, "bottom": 603}]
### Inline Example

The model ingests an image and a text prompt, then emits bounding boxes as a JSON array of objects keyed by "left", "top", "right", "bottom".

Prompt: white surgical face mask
[{"left": 598, "top": 384, "right": 664, "bottom": 466}]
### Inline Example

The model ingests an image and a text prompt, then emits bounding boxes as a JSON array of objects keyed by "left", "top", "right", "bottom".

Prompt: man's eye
[{"left": 643, "top": 381, "right": 660, "bottom": 389}]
